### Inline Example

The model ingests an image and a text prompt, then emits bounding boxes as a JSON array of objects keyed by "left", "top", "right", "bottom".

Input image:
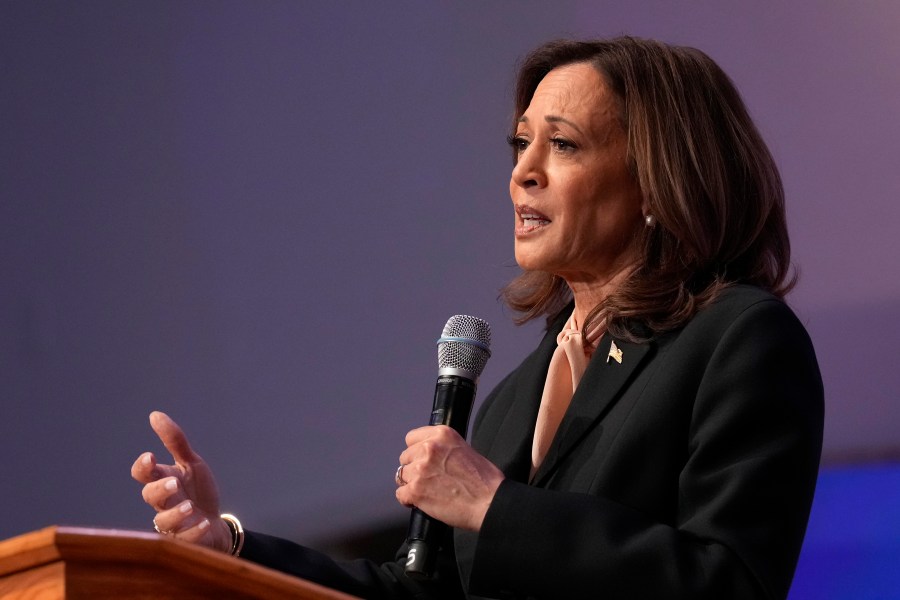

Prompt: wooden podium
[{"left": 0, "top": 526, "right": 361, "bottom": 599}]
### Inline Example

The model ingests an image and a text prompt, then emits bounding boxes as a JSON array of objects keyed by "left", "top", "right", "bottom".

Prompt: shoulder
[
  {"left": 698, "top": 283, "right": 787, "bottom": 319},
  {"left": 678, "top": 284, "right": 807, "bottom": 341},
  {"left": 653, "top": 284, "right": 820, "bottom": 387}
]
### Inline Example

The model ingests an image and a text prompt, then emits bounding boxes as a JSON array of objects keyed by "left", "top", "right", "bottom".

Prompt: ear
[{"left": 640, "top": 198, "right": 651, "bottom": 217}]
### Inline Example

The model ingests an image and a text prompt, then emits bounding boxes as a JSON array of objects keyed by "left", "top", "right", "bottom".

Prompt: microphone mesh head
[{"left": 438, "top": 315, "right": 492, "bottom": 376}]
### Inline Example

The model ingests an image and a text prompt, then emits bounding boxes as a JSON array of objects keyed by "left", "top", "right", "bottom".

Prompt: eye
[
  {"left": 506, "top": 134, "right": 529, "bottom": 154},
  {"left": 550, "top": 137, "right": 577, "bottom": 152}
]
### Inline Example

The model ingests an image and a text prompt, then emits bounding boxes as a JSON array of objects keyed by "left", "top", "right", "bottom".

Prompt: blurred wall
[{"left": 2, "top": 0, "right": 898, "bottom": 560}]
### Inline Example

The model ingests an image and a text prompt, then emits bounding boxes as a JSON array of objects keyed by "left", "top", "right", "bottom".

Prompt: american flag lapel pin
[{"left": 607, "top": 340, "right": 623, "bottom": 364}]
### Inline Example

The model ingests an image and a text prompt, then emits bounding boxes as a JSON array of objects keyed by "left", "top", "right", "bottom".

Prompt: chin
[
  {"left": 514, "top": 255, "right": 553, "bottom": 275},
  {"left": 513, "top": 251, "right": 536, "bottom": 272},
  {"left": 515, "top": 239, "right": 568, "bottom": 274}
]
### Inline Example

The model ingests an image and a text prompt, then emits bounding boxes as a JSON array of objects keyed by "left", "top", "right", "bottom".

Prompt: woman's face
[{"left": 509, "top": 62, "right": 644, "bottom": 286}]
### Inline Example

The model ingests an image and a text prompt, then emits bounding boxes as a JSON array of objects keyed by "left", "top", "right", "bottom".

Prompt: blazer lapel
[
  {"left": 530, "top": 335, "right": 653, "bottom": 486},
  {"left": 480, "top": 320, "right": 559, "bottom": 480}
]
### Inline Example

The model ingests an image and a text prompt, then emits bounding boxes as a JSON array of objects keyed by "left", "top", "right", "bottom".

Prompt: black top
[{"left": 242, "top": 285, "right": 824, "bottom": 600}]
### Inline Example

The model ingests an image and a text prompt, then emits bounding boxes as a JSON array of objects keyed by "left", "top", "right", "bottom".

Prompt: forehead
[{"left": 524, "top": 63, "right": 617, "bottom": 126}]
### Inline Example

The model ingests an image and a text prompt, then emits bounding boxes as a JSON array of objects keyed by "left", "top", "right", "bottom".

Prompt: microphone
[{"left": 404, "top": 315, "right": 492, "bottom": 580}]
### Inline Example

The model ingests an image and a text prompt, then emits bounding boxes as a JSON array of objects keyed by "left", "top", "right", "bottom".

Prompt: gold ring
[{"left": 153, "top": 518, "right": 173, "bottom": 535}]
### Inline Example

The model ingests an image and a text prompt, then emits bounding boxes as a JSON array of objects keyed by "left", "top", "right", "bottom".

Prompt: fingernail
[
  {"left": 198, "top": 518, "right": 210, "bottom": 530},
  {"left": 179, "top": 501, "right": 193, "bottom": 514},
  {"left": 142, "top": 454, "right": 151, "bottom": 466},
  {"left": 165, "top": 479, "right": 178, "bottom": 492}
]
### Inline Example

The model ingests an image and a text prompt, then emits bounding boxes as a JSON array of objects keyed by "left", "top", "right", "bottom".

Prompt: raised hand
[{"left": 130, "top": 411, "right": 232, "bottom": 552}]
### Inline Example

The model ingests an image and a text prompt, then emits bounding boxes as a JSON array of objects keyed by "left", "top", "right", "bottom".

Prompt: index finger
[
  {"left": 404, "top": 424, "right": 458, "bottom": 447},
  {"left": 149, "top": 411, "right": 199, "bottom": 465}
]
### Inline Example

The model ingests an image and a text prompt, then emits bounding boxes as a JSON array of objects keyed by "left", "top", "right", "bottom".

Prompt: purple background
[{"left": 2, "top": 2, "right": 899, "bottom": 594}]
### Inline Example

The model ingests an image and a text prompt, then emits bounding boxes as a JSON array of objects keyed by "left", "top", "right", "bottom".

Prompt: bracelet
[{"left": 220, "top": 513, "right": 245, "bottom": 557}]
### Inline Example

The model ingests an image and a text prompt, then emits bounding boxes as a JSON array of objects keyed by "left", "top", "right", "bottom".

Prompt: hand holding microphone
[{"left": 395, "top": 315, "right": 505, "bottom": 579}]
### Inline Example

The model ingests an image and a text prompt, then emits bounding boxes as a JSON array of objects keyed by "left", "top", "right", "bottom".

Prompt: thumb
[{"left": 149, "top": 411, "right": 199, "bottom": 465}]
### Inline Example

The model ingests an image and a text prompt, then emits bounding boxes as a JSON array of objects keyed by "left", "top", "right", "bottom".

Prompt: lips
[{"left": 515, "top": 205, "right": 551, "bottom": 234}]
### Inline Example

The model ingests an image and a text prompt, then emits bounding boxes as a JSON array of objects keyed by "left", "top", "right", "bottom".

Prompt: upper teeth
[{"left": 521, "top": 213, "right": 548, "bottom": 225}]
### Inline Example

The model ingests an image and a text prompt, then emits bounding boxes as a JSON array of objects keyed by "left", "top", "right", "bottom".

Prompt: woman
[{"left": 133, "top": 37, "right": 823, "bottom": 599}]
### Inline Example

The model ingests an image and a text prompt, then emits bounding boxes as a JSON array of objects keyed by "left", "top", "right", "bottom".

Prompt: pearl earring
[{"left": 644, "top": 214, "right": 656, "bottom": 227}]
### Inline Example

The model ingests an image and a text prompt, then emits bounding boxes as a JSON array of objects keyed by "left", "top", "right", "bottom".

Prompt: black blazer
[{"left": 242, "top": 285, "right": 824, "bottom": 600}]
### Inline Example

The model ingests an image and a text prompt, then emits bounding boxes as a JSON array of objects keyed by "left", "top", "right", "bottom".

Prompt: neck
[{"left": 564, "top": 263, "right": 634, "bottom": 327}]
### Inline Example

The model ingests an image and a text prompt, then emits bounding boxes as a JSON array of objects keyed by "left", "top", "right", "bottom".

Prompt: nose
[{"left": 510, "top": 144, "right": 547, "bottom": 190}]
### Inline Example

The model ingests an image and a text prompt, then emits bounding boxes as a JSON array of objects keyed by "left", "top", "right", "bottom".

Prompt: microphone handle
[{"left": 404, "top": 375, "right": 476, "bottom": 579}]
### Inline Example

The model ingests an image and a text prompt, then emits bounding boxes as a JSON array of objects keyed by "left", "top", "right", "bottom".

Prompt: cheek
[{"left": 574, "top": 187, "right": 641, "bottom": 246}]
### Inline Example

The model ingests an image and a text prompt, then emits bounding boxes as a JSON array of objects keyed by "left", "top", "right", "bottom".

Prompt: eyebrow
[{"left": 517, "top": 114, "right": 585, "bottom": 135}]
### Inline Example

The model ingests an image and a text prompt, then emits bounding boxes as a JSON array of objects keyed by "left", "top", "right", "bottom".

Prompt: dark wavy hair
[{"left": 501, "top": 37, "right": 795, "bottom": 341}]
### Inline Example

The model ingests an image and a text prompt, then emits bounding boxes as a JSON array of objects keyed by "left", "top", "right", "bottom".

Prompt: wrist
[
  {"left": 473, "top": 475, "right": 504, "bottom": 532},
  {"left": 219, "top": 513, "right": 245, "bottom": 556}
]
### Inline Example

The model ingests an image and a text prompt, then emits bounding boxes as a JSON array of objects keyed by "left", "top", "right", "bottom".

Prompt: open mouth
[{"left": 516, "top": 205, "right": 551, "bottom": 233}]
